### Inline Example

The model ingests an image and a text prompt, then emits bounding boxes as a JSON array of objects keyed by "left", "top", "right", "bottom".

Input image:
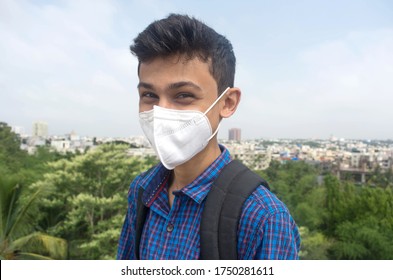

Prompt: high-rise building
[
  {"left": 32, "top": 121, "right": 48, "bottom": 138},
  {"left": 228, "top": 128, "right": 241, "bottom": 141}
]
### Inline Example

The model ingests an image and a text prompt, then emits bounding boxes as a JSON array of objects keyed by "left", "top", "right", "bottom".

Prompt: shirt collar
[
  {"left": 180, "top": 145, "right": 231, "bottom": 204},
  {"left": 139, "top": 144, "right": 231, "bottom": 206},
  {"left": 138, "top": 162, "right": 171, "bottom": 206}
]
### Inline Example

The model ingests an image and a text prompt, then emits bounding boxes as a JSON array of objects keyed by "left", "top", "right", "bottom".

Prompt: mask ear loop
[
  {"left": 204, "top": 87, "right": 230, "bottom": 142},
  {"left": 203, "top": 87, "right": 230, "bottom": 115},
  {"left": 207, "top": 122, "right": 221, "bottom": 141}
]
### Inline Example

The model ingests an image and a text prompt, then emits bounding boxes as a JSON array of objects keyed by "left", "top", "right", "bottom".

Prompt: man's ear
[{"left": 220, "top": 87, "right": 241, "bottom": 118}]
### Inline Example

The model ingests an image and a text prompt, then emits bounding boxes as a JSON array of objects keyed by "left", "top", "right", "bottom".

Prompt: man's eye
[
  {"left": 141, "top": 92, "right": 158, "bottom": 99},
  {"left": 176, "top": 93, "right": 194, "bottom": 99}
]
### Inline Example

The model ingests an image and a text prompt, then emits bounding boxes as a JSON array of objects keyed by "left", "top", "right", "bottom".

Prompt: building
[
  {"left": 32, "top": 121, "right": 48, "bottom": 138},
  {"left": 51, "top": 138, "right": 71, "bottom": 152},
  {"left": 228, "top": 128, "right": 241, "bottom": 141}
]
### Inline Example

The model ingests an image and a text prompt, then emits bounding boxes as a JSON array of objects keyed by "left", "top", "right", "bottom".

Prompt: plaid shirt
[{"left": 117, "top": 145, "right": 300, "bottom": 259}]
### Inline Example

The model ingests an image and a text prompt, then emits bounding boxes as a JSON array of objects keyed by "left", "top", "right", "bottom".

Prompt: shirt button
[{"left": 166, "top": 223, "right": 174, "bottom": 232}]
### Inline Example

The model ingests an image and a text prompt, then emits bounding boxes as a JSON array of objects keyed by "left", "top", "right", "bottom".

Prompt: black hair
[{"left": 130, "top": 14, "right": 236, "bottom": 94}]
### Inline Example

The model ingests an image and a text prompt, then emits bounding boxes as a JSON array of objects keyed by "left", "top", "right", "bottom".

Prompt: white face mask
[{"left": 139, "top": 87, "right": 230, "bottom": 170}]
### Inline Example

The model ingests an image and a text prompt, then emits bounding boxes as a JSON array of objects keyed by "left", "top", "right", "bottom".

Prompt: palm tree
[{"left": 0, "top": 175, "right": 67, "bottom": 259}]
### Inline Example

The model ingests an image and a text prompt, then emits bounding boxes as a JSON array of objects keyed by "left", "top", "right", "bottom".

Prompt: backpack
[{"left": 135, "top": 159, "right": 270, "bottom": 260}]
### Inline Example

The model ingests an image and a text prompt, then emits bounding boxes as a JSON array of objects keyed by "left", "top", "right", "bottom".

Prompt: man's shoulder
[
  {"left": 238, "top": 184, "right": 296, "bottom": 243},
  {"left": 245, "top": 184, "right": 290, "bottom": 216},
  {"left": 238, "top": 183, "right": 300, "bottom": 259}
]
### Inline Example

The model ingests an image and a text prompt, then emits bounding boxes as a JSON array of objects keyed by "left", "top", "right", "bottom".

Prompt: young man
[{"left": 117, "top": 14, "right": 300, "bottom": 260}]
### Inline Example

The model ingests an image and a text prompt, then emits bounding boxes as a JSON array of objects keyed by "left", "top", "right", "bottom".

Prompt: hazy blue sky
[{"left": 1, "top": 0, "right": 392, "bottom": 139}]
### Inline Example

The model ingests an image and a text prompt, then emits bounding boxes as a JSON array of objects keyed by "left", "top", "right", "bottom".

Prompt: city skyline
[
  {"left": 9, "top": 121, "right": 393, "bottom": 142},
  {"left": 1, "top": 1, "right": 392, "bottom": 140}
]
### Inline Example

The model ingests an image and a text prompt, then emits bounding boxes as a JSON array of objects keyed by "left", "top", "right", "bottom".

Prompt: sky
[{"left": 0, "top": 0, "right": 392, "bottom": 140}]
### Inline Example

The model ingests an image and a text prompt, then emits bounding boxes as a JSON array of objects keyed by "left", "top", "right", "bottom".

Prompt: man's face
[{"left": 137, "top": 55, "right": 222, "bottom": 130}]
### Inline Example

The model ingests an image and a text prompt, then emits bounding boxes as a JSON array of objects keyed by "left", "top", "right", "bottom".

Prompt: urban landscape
[{"left": 13, "top": 122, "right": 393, "bottom": 184}]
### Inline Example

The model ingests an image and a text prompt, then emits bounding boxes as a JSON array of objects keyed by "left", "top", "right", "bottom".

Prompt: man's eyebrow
[
  {"left": 167, "top": 81, "right": 202, "bottom": 91},
  {"left": 137, "top": 81, "right": 202, "bottom": 91},
  {"left": 137, "top": 82, "right": 154, "bottom": 90}
]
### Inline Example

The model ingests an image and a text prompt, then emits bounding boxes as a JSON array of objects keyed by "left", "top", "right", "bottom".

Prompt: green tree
[
  {"left": 368, "top": 166, "right": 393, "bottom": 188},
  {"left": 0, "top": 175, "right": 67, "bottom": 259},
  {"left": 32, "top": 144, "right": 157, "bottom": 259},
  {"left": 298, "top": 226, "right": 332, "bottom": 260},
  {"left": 0, "top": 122, "right": 71, "bottom": 186},
  {"left": 257, "top": 160, "right": 320, "bottom": 213},
  {"left": 323, "top": 175, "right": 393, "bottom": 259},
  {"left": 329, "top": 216, "right": 393, "bottom": 259},
  {"left": 0, "top": 122, "right": 27, "bottom": 174}
]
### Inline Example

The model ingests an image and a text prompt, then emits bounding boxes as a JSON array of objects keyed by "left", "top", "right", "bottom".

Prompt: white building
[
  {"left": 51, "top": 138, "right": 71, "bottom": 152},
  {"left": 32, "top": 122, "right": 48, "bottom": 138}
]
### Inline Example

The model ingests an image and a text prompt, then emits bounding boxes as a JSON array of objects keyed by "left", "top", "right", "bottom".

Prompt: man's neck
[{"left": 168, "top": 140, "right": 221, "bottom": 199}]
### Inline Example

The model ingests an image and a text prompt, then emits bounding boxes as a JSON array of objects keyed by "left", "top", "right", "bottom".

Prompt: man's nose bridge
[
  {"left": 157, "top": 96, "right": 173, "bottom": 109},
  {"left": 158, "top": 99, "right": 169, "bottom": 108}
]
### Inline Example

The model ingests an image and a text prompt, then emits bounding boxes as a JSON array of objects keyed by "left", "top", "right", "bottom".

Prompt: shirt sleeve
[
  {"left": 255, "top": 211, "right": 301, "bottom": 259},
  {"left": 116, "top": 180, "right": 139, "bottom": 260},
  {"left": 237, "top": 185, "right": 301, "bottom": 260}
]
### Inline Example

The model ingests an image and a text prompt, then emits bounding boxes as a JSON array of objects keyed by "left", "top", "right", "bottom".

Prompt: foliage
[
  {"left": 32, "top": 144, "right": 156, "bottom": 259},
  {"left": 0, "top": 174, "right": 67, "bottom": 259},
  {"left": 298, "top": 227, "right": 331, "bottom": 260},
  {"left": 322, "top": 175, "right": 393, "bottom": 259},
  {"left": 368, "top": 166, "right": 393, "bottom": 188},
  {"left": 256, "top": 160, "right": 393, "bottom": 260},
  {"left": 1, "top": 122, "right": 157, "bottom": 259},
  {"left": 0, "top": 122, "right": 27, "bottom": 174},
  {"left": 0, "top": 122, "right": 73, "bottom": 186}
]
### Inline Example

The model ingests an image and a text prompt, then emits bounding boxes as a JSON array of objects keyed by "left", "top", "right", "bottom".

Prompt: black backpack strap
[
  {"left": 200, "top": 160, "right": 269, "bottom": 260},
  {"left": 135, "top": 186, "right": 148, "bottom": 260}
]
